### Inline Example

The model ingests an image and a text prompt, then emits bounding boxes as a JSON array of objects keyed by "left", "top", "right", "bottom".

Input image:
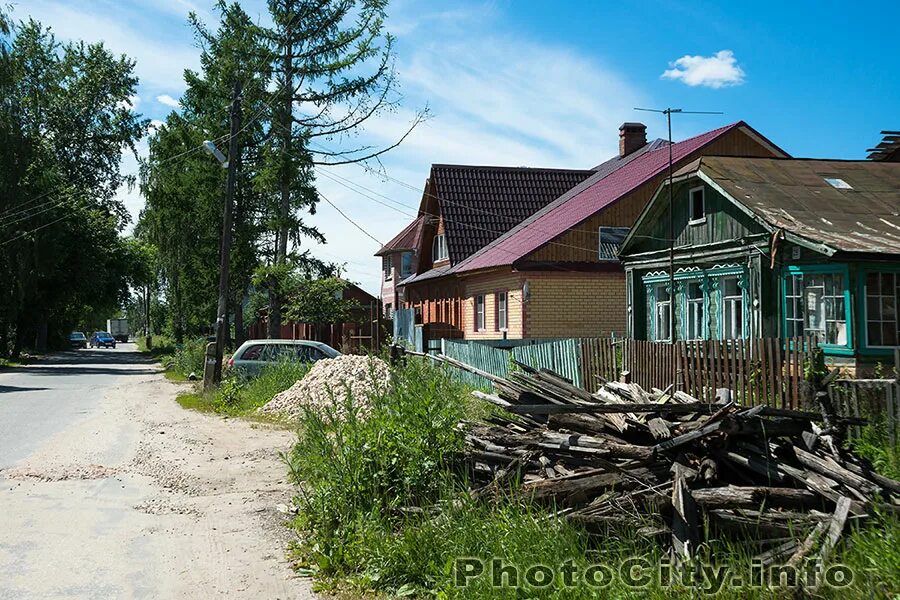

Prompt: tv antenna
[{"left": 634, "top": 107, "right": 723, "bottom": 344}]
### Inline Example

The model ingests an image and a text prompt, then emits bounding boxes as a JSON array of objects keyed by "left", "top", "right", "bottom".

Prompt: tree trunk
[
  {"left": 234, "top": 291, "right": 245, "bottom": 346},
  {"left": 35, "top": 319, "right": 48, "bottom": 353}
]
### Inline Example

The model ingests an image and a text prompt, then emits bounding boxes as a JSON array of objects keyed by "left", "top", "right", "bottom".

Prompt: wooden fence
[
  {"left": 441, "top": 337, "right": 899, "bottom": 437},
  {"left": 580, "top": 337, "right": 813, "bottom": 408},
  {"left": 829, "top": 379, "right": 900, "bottom": 443}
]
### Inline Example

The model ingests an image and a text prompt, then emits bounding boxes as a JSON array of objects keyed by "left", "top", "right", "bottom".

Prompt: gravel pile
[{"left": 258, "top": 355, "right": 390, "bottom": 420}]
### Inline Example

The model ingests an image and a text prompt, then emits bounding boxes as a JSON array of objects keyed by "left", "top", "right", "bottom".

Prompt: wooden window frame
[
  {"left": 688, "top": 185, "right": 706, "bottom": 225},
  {"left": 862, "top": 269, "right": 899, "bottom": 350},
  {"left": 474, "top": 294, "right": 486, "bottom": 331},
  {"left": 495, "top": 290, "right": 508, "bottom": 332},
  {"left": 382, "top": 255, "right": 392, "bottom": 281},
  {"left": 432, "top": 234, "right": 448, "bottom": 263}
]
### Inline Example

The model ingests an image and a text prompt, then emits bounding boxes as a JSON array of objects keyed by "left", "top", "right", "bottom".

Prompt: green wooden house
[{"left": 618, "top": 156, "right": 900, "bottom": 368}]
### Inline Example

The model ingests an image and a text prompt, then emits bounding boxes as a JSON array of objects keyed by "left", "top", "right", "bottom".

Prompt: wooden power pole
[{"left": 212, "top": 79, "right": 242, "bottom": 385}]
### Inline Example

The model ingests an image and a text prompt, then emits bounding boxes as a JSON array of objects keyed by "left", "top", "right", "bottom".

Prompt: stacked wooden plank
[{"left": 454, "top": 358, "right": 899, "bottom": 564}]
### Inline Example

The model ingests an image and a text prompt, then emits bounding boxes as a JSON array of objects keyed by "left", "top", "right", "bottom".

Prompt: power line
[
  {"left": 318, "top": 191, "right": 383, "bottom": 246},
  {"left": 0, "top": 213, "right": 73, "bottom": 246}
]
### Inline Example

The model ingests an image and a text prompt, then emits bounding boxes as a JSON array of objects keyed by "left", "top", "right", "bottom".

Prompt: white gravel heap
[{"left": 258, "top": 354, "right": 390, "bottom": 420}]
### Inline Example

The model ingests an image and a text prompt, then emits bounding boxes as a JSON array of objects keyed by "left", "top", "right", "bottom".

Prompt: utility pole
[
  {"left": 635, "top": 106, "right": 722, "bottom": 344},
  {"left": 212, "top": 79, "right": 243, "bottom": 385}
]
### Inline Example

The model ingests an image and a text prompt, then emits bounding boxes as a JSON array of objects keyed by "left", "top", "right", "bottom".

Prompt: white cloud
[
  {"left": 156, "top": 94, "right": 181, "bottom": 108},
  {"left": 12, "top": 1, "right": 656, "bottom": 296},
  {"left": 661, "top": 50, "right": 746, "bottom": 88},
  {"left": 12, "top": 0, "right": 200, "bottom": 93},
  {"left": 117, "top": 94, "right": 140, "bottom": 110},
  {"left": 304, "top": 32, "right": 649, "bottom": 294}
]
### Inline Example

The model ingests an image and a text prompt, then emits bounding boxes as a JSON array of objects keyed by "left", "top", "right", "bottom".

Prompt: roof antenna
[{"left": 633, "top": 107, "right": 723, "bottom": 345}]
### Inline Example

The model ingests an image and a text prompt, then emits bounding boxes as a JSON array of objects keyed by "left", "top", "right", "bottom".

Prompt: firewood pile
[{"left": 437, "top": 354, "right": 900, "bottom": 566}]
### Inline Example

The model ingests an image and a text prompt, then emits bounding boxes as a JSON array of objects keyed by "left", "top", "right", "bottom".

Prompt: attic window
[
  {"left": 689, "top": 186, "right": 705, "bottom": 223},
  {"left": 432, "top": 234, "right": 448, "bottom": 262},
  {"left": 824, "top": 177, "right": 853, "bottom": 190}
]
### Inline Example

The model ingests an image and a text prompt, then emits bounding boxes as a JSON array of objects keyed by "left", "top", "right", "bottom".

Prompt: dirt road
[{"left": 0, "top": 345, "right": 315, "bottom": 599}]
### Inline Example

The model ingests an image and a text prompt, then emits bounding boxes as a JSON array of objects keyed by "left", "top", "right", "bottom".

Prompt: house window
[
  {"left": 432, "top": 234, "right": 448, "bottom": 262},
  {"left": 382, "top": 255, "right": 392, "bottom": 281},
  {"left": 785, "top": 275, "right": 804, "bottom": 337},
  {"left": 684, "top": 281, "right": 704, "bottom": 340},
  {"left": 784, "top": 271, "right": 848, "bottom": 346},
  {"left": 721, "top": 277, "right": 744, "bottom": 339},
  {"left": 475, "top": 294, "right": 485, "bottom": 331},
  {"left": 865, "top": 272, "right": 899, "bottom": 347},
  {"left": 653, "top": 284, "right": 671, "bottom": 341},
  {"left": 384, "top": 304, "right": 393, "bottom": 319},
  {"left": 689, "top": 186, "right": 705, "bottom": 223},
  {"left": 496, "top": 291, "right": 508, "bottom": 331},
  {"left": 400, "top": 251, "right": 414, "bottom": 279}
]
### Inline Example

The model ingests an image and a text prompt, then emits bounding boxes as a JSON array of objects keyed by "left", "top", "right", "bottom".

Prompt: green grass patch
[
  {"left": 163, "top": 369, "right": 191, "bottom": 382},
  {"left": 285, "top": 358, "right": 900, "bottom": 598},
  {"left": 176, "top": 359, "right": 310, "bottom": 417}
]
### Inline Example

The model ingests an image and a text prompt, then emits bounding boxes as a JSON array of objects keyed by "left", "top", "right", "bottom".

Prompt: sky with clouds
[{"left": 10, "top": 0, "right": 900, "bottom": 294}]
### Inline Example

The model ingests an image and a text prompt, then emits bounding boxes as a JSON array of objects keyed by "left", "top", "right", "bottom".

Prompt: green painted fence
[
  {"left": 441, "top": 339, "right": 510, "bottom": 389},
  {"left": 511, "top": 338, "right": 582, "bottom": 388},
  {"left": 440, "top": 338, "right": 583, "bottom": 389}
]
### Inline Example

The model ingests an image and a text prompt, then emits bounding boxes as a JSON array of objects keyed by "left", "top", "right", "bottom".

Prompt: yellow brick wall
[
  {"left": 524, "top": 272, "right": 626, "bottom": 338},
  {"left": 461, "top": 270, "right": 525, "bottom": 339}
]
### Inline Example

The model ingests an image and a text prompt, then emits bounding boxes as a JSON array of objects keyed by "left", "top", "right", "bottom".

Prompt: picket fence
[{"left": 440, "top": 336, "right": 900, "bottom": 440}]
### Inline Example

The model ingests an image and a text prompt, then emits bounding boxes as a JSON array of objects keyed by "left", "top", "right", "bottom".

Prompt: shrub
[
  {"left": 169, "top": 337, "right": 207, "bottom": 377},
  {"left": 287, "top": 359, "right": 468, "bottom": 576}
]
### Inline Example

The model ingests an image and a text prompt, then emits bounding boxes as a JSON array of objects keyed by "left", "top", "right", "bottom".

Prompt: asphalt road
[
  {"left": 0, "top": 344, "right": 314, "bottom": 599},
  {"left": 0, "top": 344, "right": 158, "bottom": 470}
]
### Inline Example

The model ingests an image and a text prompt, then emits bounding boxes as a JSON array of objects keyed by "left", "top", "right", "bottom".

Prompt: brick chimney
[{"left": 619, "top": 122, "right": 647, "bottom": 158}]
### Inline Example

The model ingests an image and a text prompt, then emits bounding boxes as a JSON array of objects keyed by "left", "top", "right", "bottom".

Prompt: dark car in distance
[
  {"left": 69, "top": 331, "right": 88, "bottom": 349},
  {"left": 90, "top": 331, "right": 116, "bottom": 349}
]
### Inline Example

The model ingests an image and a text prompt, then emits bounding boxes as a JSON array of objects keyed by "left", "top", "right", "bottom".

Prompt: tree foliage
[
  {"left": 138, "top": 0, "right": 414, "bottom": 344},
  {"left": 0, "top": 11, "right": 147, "bottom": 355}
]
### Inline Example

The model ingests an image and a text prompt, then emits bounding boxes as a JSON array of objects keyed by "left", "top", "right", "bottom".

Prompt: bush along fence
[{"left": 439, "top": 336, "right": 900, "bottom": 440}]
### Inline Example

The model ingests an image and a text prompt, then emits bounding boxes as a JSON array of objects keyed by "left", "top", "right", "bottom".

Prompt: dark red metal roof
[
  {"left": 430, "top": 164, "right": 595, "bottom": 264},
  {"left": 455, "top": 122, "right": 751, "bottom": 273},
  {"left": 375, "top": 216, "right": 424, "bottom": 256}
]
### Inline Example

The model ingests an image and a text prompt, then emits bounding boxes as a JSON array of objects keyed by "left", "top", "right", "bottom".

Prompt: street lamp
[
  {"left": 202, "top": 80, "right": 242, "bottom": 390},
  {"left": 203, "top": 140, "right": 228, "bottom": 168}
]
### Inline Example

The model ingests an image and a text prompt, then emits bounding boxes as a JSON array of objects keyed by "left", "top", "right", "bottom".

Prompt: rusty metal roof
[
  {"left": 866, "top": 130, "right": 900, "bottom": 162},
  {"left": 695, "top": 156, "right": 900, "bottom": 255},
  {"left": 375, "top": 216, "right": 424, "bottom": 256}
]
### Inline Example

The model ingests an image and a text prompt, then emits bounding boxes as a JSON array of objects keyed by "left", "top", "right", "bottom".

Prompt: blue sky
[{"left": 12, "top": 0, "right": 900, "bottom": 294}]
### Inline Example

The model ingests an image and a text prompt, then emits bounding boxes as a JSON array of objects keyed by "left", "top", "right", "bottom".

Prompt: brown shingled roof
[{"left": 430, "top": 164, "right": 595, "bottom": 264}]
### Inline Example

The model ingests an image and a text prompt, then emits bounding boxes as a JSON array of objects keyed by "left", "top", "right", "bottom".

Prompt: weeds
[
  {"left": 177, "top": 359, "right": 310, "bottom": 416},
  {"left": 285, "top": 358, "right": 900, "bottom": 598}
]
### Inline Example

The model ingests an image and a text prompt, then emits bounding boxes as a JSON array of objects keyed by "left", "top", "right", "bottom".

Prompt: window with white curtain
[
  {"left": 432, "top": 234, "right": 448, "bottom": 262},
  {"left": 721, "top": 277, "right": 744, "bottom": 339},
  {"left": 654, "top": 284, "right": 671, "bottom": 341},
  {"left": 475, "top": 294, "right": 485, "bottom": 331},
  {"left": 685, "top": 281, "right": 704, "bottom": 340}
]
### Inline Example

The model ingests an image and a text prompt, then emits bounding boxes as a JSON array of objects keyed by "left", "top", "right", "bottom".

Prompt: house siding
[
  {"left": 524, "top": 272, "right": 626, "bottom": 338},
  {"left": 462, "top": 271, "right": 525, "bottom": 339},
  {"left": 523, "top": 128, "right": 781, "bottom": 264}
]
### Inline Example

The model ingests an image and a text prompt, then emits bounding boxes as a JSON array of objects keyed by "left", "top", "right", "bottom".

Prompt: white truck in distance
[{"left": 106, "top": 318, "right": 130, "bottom": 343}]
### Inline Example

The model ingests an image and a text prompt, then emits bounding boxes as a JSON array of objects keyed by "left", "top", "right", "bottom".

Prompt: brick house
[
  {"left": 386, "top": 163, "right": 596, "bottom": 340},
  {"left": 375, "top": 216, "right": 423, "bottom": 318},
  {"left": 619, "top": 156, "right": 900, "bottom": 369},
  {"left": 382, "top": 121, "right": 786, "bottom": 343}
]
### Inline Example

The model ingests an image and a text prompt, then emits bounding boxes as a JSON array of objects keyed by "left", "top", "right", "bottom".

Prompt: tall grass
[
  {"left": 177, "top": 359, "right": 310, "bottom": 416},
  {"left": 286, "top": 359, "right": 900, "bottom": 598}
]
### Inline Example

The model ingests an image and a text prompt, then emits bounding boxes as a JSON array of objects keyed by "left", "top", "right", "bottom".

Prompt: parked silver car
[{"left": 227, "top": 339, "right": 340, "bottom": 376}]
